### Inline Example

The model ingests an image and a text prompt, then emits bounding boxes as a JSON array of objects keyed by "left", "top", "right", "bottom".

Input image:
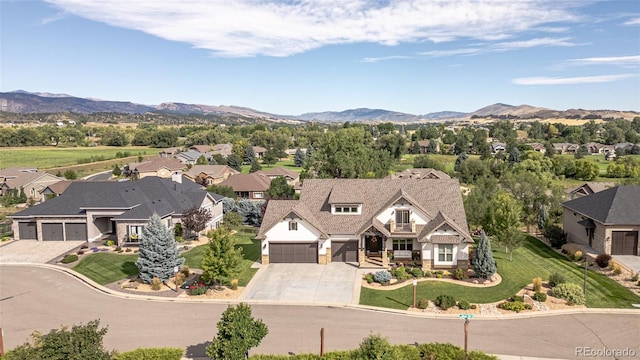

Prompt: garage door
[
  {"left": 331, "top": 241, "right": 358, "bottom": 262},
  {"left": 611, "top": 231, "right": 639, "bottom": 255},
  {"left": 18, "top": 222, "right": 37, "bottom": 240},
  {"left": 269, "top": 243, "right": 318, "bottom": 263},
  {"left": 65, "top": 223, "right": 87, "bottom": 241},
  {"left": 41, "top": 223, "right": 64, "bottom": 241}
]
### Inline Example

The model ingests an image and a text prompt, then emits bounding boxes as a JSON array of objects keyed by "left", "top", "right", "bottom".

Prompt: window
[
  {"left": 333, "top": 205, "right": 360, "bottom": 214},
  {"left": 128, "top": 225, "right": 144, "bottom": 242},
  {"left": 396, "top": 209, "right": 409, "bottom": 225},
  {"left": 254, "top": 192, "right": 264, "bottom": 199},
  {"left": 392, "top": 239, "right": 413, "bottom": 251},
  {"left": 438, "top": 245, "right": 454, "bottom": 262},
  {"left": 289, "top": 221, "right": 298, "bottom": 231}
]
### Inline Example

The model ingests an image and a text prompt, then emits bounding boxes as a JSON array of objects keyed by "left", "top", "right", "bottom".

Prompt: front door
[{"left": 367, "top": 236, "right": 380, "bottom": 254}]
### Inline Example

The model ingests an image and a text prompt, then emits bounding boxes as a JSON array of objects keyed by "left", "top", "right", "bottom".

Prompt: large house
[
  {"left": 130, "top": 158, "right": 185, "bottom": 179},
  {"left": 259, "top": 167, "right": 300, "bottom": 186},
  {"left": 562, "top": 186, "right": 640, "bottom": 256},
  {"left": 257, "top": 178, "right": 473, "bottom": 270},
  {"left": 183, "top": 165, "right": 239, "bottom": 186},
  {"left": 390, "top": 168, "right": 450, "bottom": 180},
  {"left": 219, "top": 172, "right": 271, "bottom": 200},
  {"left": 10, "top": 176, "right": 224, "bottom": 245},
  {"left": 0, "top": 167, "right": 64, "bottom": 202}
]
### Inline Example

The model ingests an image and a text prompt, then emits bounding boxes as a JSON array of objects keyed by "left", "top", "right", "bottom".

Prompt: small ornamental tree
[
  {"left": 206, "top": 303, "right": 268, "bottom": 360},
  {"left": 500, "top": 226, "right": 525, "bottom": 261},
  {"left": 249, "top": 158, "right": 262, "bottom": 173},
  {"left": 294, "top": 148, "right": 306, "bottom": 167},
  {"left": 200, "top": 227, "right": 243, "bottom": 288},
  {"left": 181, "top": 206, "right": 212, "bottom": 238},
  {"left": 244, "top": 145, "right": 256, "bottom": 164},
  {"left": 112, "top": 164, "right": 122, "bottom": 176},
  {"left": 135, "top": 214, "right": 185, "bottom": 284},
  {"left": 473, "top": 230, "right": 496, "bottom": 279},
  {"left": 306, "top": 143, "right": 314, "bottom": 160}
]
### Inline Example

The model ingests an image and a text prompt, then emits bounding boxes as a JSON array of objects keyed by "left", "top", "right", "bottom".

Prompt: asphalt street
[{"left": 1, "top": 265, "right": 638, "bottom": 359}]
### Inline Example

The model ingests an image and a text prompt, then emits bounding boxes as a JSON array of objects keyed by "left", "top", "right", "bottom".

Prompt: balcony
[{"left": 389, "top": 219, "right": 416, "bottom": 233}]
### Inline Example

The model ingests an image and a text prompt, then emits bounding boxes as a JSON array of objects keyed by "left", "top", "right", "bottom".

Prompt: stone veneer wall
[
  {"left": 261, "top": 255, "right": 269, "bottom": 265},
  {"left": 326, "top": 247, "right": 332, "bottom": 264}
]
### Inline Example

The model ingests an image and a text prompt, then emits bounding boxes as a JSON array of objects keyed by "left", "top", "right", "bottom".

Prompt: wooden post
[
  {"left": 0, "top": 327, "right": 5, "bottom": 356},
  {"left": 412, "top": 279, "right": 417, "bottom": 308},
  {"left": 464, "top": 319, "right": 469, "bottom": 354},
  {"left": 320, "top": 327, "right": 325, "bottom": 357}
]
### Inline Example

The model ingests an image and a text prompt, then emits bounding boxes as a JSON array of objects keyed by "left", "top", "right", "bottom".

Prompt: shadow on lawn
[
  {"left": 121, "top": 261, "right": 139, "bottom": 278},
  {"left": 385, "top": 296, "right": 411, "bottom": 308}
]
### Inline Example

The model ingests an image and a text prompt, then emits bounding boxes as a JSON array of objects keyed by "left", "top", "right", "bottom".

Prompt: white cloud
[
  {"left": 492, "top": 37, "right": 577, "bottom": 51},
  {"left": 361, "top": 55, "right": 413, "bottom": 63},
  {"left": 623, "top": 17, "right": 640, "bottom": 25},
  {"left": 45, "top": 0, "right": 582, "bottom": 57},
  {"left": 418, "top": 48, "right": 483, "bottom": 58},
  {"left": 512, "top": 74, "right": 636, "bottom": 85},
  {"left": 561, "top": 55, "right": 640, "bottom": 67}
]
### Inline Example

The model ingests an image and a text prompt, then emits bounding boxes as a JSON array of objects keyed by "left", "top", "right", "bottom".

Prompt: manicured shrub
[
  {"left": 125, "top": 248, "right": 132, "bottom": 252},
  {"left": 533, "top": 292, "right": 547, "bottom": 302},
  {"left": 230, "top": 278, "right": 239, "bottom": 290},
  {"left": 417, "top": 298, "right": 430, "bottom": 309},
  {"left": 114, "top": 347, "right": 183, "bottom": 360},
  {"left": 470, "top": 304, "right": 477, "bottom": 309},
  {"left": 573, "top": 250, "right": 583, "bottom": 261},
  {"left": 175, "top": 273, "right": 185, "bottom": 287},
  {"left": 435, "top": 294, "right": 456, "bottom": 310},
  {"left": 364, "top": 273, "right": 374, "bottom": 284},
  {"left": 180, "top": 265, "right": 191, "bottom": 277},
  {"left": 500, "top": 301, "right": 531, "bottom": 313},
  {"left": 613, "top": 264, "right": 622, "bottom": 275},
  {"left": 608, "top": 259, "right": 617, "bottom": 271},
  {"left": 106, "top": 240, "right": 115, "bottom": 247},
  {"left": 351, "top": 334, "right": 398, "bottom": 360},
  {"left": 550, "top": 283, "right": 585, "bottom": 305},
  {"left": 436, "top": 273, "right": 443, "bottom": 279},
  {"left": 151, "top": 277, "right": 162, "bottom": 291},
  {"left": 548, "top": 272, "right": 566, "bottom": 287},
  {"left": 77, "top": 250, "right": 85, "bottom": 255},
  {"left": 374, "top": 270, "right": 392, "bottom": 284},
  {"left": 423, "top": 271, "right": 432, "bottom": 277},
  {"left": 418, "top": 342, "right": 466, "bottom": 360},
  {"left": 511, "top": 295, "right": 524, "bottom": 302},
  {"left": 410, "top": 267, "right": 423, "bottom": 278},
  {"left": 457, "top": 299, "right": 471, "bottom": 310},
  {"left": 61, "top": 254, "right": 78, "bottom": 264},
  {"left": 532, "top": 277, "right": 542, "bottom": 292},
  {"left": 391, "top": 266, "right": 411, "bottom": 281},
  {"left": 189, "top": 282, "right": 207, "bottom": 295},
  {"left": 115, "top": 246, "right": 122, "bottom": 252},
  {"left": 630, "top": 273, "right": 638, "bottom": 282},
  {"left": 452, "top": 268, "right": 467, "bottom": 280}
]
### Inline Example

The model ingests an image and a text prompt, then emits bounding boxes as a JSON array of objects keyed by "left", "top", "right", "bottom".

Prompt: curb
[{"left": 2, "top": 263, "right": 639, "bottom": 318}]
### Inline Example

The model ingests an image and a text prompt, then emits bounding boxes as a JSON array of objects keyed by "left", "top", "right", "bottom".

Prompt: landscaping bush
[
  {"left": 180, "top": 265, "right": 191, "bottom": 277},
  {"left": 410, "top": 267, "right": 424, "bottom": 278},
  {"left": 608, "top": 259, "right": 617, "bottom": 271},
  {"left": 106, "top": 240, "right": 115, "bottom": 247},
  {"left": 230, "top": 278, "right": 239, "bottom": 290},
  {"left": 613, "top": 264, "right": 622, "bottom": 275},
  {"left": 417, "top": 298, "right": 430, "bottom": 309},
  {"left": 351, "top": 334, "right": 398, "bottom": 360},
  {"left": 151, "top": 277, "right": 162, "bottom": 291},
  {"left": 548, "top": 272, "right": 566, "bottom": 287},
  {"left": 423, "top": 271, "right": 432, "bottom": 278},
  {"left": 533, "top": 292, "right": 547, "bottom": 302},
  {"left": 374, "top": 270, "right": 392, "bottom": 284},
  {"left": 115, "top": 246, "right": 122, "bottom": 252},
  {"left": 189, "top": 282, "right": 207, "bottom": 295},
  {"left": 435, "top": 294, "right": 456, "bottom": 310},
  {"left": 511, "top": 295, "right": 524, "bottom": 302},
  {"left": 550, "top": 283, "right": 585, "bottom": 305},
  {"left": 125, "top": 248, "right": 132, "bottom": 252},
  {"left": 532, "top": 277, "right": 542, "bottom": 292},
  {"left": 114, "top": 347, "right": 184, "bottom": 360},
  {"left": 77, "top": 250, "right": 85, "bottom": 255},
  {"left": 573, "top": 250, "right": 583, "bottom": 261},
  {"left": 457, "top": 299, "right": 471, "bottom": 310},
  {"left": 390, "top": 266, "right": 411, "bottom": 281},
  {"left": 595, "top": 253, "right": 611, "bottom": 268},
  {"left": 544, "top": 225, "right": 567, "bottom": 248},
  {"left": 364, "top": 273, "right": 374, "bottom": 284},
  {"left": 470, "top": 304, "right": 477, "bottom": 309},
  {"left": 499, "top": 301, "right": 531, "bottom": 313},
  {"left": 175, "top": 273, "right": 185, "bottom": 287},
  {"left": 61, "top": 254, "right": 78, "bottom": 264},
  {"left": 452, "top": 268, "right": 467, "bottom": 280},
  {"left": 630, "top": 273, "right": 639, "bottom": 282}
]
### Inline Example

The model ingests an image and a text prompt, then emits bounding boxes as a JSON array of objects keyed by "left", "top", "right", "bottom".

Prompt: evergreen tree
[
  {"left": 243, "top": 145, "right": 255, "bottom": 164},
  {"left": 538, "top": 205, "right": 548, "bottom": 230},
  {"left": 454, "top": 152, "right": 468, "bottom": 172},
  {"left": 206, "top": 303, "right": 268, "bottom": 360},
  {"left": 112, "top": 164, "right": 122, "bottom": 176},
  {"left": 266, "top": 176, "right": 294, "bottom": 199},
  {"left": 236, "top": 199, "right": 264, "bottom": 226},
  {"left": 262, "top": 148, "right": 278, "bottom": 165},
  {"left": 249, "top": 158, "right": 262, "bottom": 173},
  {"left": 472, "top": 231, "right": 496, "bottom": 279},
  {"left": 508, "top": 146, "right": 521, "bottom": 164},
  {"left": 196, "top": 155, "right": 208, "bottom": 165},
  {"left": 201, "top": 228, "right": 243, "bottom": 288},
  {"left": 135, "top": 215, "right": 185, "bottom": 283},
  {"left": 293, "top": 148, "right": 306, "bottom": 167},
  {"left": 306, "top": 144, "right": 314, "bottom": 160},
  {"left": 227, "top": 153, "right": 243, "bottom": 172}
]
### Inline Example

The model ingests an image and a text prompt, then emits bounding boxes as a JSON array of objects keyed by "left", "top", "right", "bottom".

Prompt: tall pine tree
[
  {"left": 472, "top": 230, "right": 496, "bottom": 279},
  {"left": 135, "top": 214, "right": 185, "bottom": 283},
  {"left": 293, "top": 148, "right": 306, "bottom": 167}
]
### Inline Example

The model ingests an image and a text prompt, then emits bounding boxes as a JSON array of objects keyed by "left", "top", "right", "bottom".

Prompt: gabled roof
[
  {"left": 2, "top": 172, "right": 63, "bottom": 190},
  {"left": 260, "top": 167, "right": 299, "bottom": 180},
  {"left": 391, "top": 168, "right": 450, "bottom": 180},
  {"left": 11, "top": 177, "right": 209, "bottom": 220},
  {"left": 568, "top": 182, "right": 613, "bottom": 197},
  {"left": 256, "top": 200, "right": 328, "bottom": 240},
  {"left": 190, "top": 145, "right": 211, "bottom": 153},
  {"left": 562, "top": 186, "right": 640, "bottom": 225},
  {"left": 252, "top": 146, "right": 267, "bottom": 153},
  {"left": 419, "top": 211, "right": 473, "bottom": 243},
  {"left": 0, "top": 166, "right": 39, "bottom": 177},
  {"left": 219, "top": 172, "right": 271, "bottom": 192},
  {"left": 184, "top": 165, "right": 239, "bottom": 179},
  {"left": 134, "top": 158, "right": 185, "bottom": 172},
  {"left": 175, "top": 150, "right": 203, "bottom": 162},
  {"left": 42, "top": 180, "right": 75, "bottom": 195},
  {"left": 378, "top": 188, "right": 432, "bottom": 220}
]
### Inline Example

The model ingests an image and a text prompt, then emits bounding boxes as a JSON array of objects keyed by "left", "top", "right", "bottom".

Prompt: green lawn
[
  {"left": 360, "top": 236, "right": 640, "bottom": 309},
  {"left": 73, "top": 253, "right": 139, "bottom": 285},
  {"left": 240, "top": 157, "right": 302, "bottom": 174},
  {"left": 0, "top": 146, "right": 156, "bottom": 169}
]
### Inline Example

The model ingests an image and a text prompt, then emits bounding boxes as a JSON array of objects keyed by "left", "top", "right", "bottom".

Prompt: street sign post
[
  {"left": 459, "top": 314, "right": 472, "bottom": 353},
  {"left": 459, "top": 314, "right": 474, "bottom": 319}
]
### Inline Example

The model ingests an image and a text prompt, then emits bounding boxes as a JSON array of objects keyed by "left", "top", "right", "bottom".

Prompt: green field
[
  {"left": 240, "top": 157, "right": 302, "bottom": 174},
  {"left": 0, "top": 146, "right": 156, "bottom": 169},
  {"left": 360, "top": 236, "right": 640, "bottom": 309}
]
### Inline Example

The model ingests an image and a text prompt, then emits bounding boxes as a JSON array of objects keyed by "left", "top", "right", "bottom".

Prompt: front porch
[{"left": 358, "top": 233, "right": 418, "bottom": 269}]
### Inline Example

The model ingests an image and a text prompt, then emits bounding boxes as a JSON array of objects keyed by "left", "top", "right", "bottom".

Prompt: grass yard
[
  {"left": 0, "top": 146, "right": 156, "bottom": 169},
  {"left": 240, "top": 157, "right": 302, "bottom": 174},
  {"left": 73, "top": 253, "right": 139, "bottom": 285},
  {"left": 182, "top": 227, "right": 260, "bottom": 286},
  {"left": 360, "top": 236, "right": 640, "bottom": 309}
]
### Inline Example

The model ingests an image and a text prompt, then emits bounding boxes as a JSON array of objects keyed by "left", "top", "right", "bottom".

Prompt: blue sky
[{"left": 1, "top": 0, "right": 639, "bottom": 115}]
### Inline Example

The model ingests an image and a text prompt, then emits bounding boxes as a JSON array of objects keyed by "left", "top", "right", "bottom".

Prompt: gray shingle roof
[
  {"left": 11, "top": 177, "right": 209, "bottom": 220},
  {"left": 562, "top": 185, "right": 640, "bottom": 224}
]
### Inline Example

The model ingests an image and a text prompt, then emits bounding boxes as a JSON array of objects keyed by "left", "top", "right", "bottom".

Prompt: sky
[{"left": 1, "top": 0, "right": 639, "bottom": 115}]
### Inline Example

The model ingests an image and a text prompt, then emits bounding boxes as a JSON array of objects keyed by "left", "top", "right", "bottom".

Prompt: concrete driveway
[
  {"left": 0, "top": 240, "right": 85, "bottom": 263},
  {"left": 243, "top": 262, "right": 359, "bottom": 304},
  {"left": 614, "top": 255, "right": 640, "bottom": 274}
]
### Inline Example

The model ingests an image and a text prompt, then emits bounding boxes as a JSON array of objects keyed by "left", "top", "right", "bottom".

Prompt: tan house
[
  {"left": 562, "top": 186, "right": 639, "bottom": 256},
  {"left": 183, "top": 165, "right": 239, "bottom": 186},
  {"left": 219, "top": 172, "right": 271, "bottom": 200},
  {"left": 189, "top": 145, "right": 212, "bottom": 153},
  {"left": 257, "top": 178, "right": 472, "bottom": 270},
  {"left": 253, "top": 146, "right": 268, "bottom": 158},
  {"left": 568, "top": 182, "right": 613, "bottom": 199},
  {"left": 211, "top": 143, "right": 234, "bottom": 158},
  {"left": 131, "top": 158, "right": 185, "bottom": 179},
  {"left": 0, "top": 167, "right": 64, "bottom": 202},
  {"left": 390, "top": 168, "right": 450, "bottom": 180},
  {"left": 260, "top": 167, "right": 300, "bottom": 186}
]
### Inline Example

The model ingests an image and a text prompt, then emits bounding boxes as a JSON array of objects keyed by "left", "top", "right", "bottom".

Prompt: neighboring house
[
  {"left": 0, "top": 167, "right": 64, "bottom": 202},
  {"left": 10, "top": 176, "right": 223, "bottom": 245},
  {"left": 257, "top": 178, "right": 473, "bottom": 270},
  {"left": 390, "top": 168, "right": 450, "bottom": 180},
  {"left": 158, "top": 147, "right": 181, "bottom": 158},
  {"left": 189, "top": 145, "right": 212, "bottom": 153},
  {"left": 491, "top": 142, "right": 506, "bottom": 154},
  {"left": 414, "top": 140, "right": 440, "bottom": 154},
  {"left": 562, "top": 186, "right": 640, "bottom": 256},
  {"left": 285, "top": 148, "right": 307, "bottom": 156},
  {"left": 552, "top": 142, "right": 579, "bottom": 154},
  {"left": 175, "top": 150, "right": 204, "bottom": 165},
  {"left": 260, "top": 167, "right": 300, "bottom": 186},
  {"left": 614, "top": 142, "right": 635, "bottom": 153},
  {"left": 131, "top": 158, "right": 185, "bottom": 179},
  {"left": 183, "top": 165, "right": 240, "bottom": 186},
  {"left": 253, "top": 146, "right": 267, "bottom": 159},
  {"left": 568, "top": 182, "right": 614, "bottom": 199},
  {"left": 527, "top": 143, "right": 546, "bottom": 154},
  {"left": 41, "top": 180, "right": 75, "bottom": 199},
  {"left": 219, "top": 172, "right": 271, "bottom": 200},
  {"left": 211, "top": 143, "right": 233, "bottom": 158},
  {"left": 584, "top": 142, "right": 615, "bottom": 155}
]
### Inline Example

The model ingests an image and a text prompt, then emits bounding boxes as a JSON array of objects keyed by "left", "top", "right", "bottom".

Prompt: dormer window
[
  {"left": 289, "top": 221, "right": 298, "bottom": 231},
  {"left": 332, "top": 204, "right": 361, "bottom": 215}
]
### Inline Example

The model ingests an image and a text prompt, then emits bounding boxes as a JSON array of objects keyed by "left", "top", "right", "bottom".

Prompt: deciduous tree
[
  {"left": 206, "top": 303, "right": 268, "bottom": 360},
  {"left": 201, "top": 228, "right": 243, "bottom": 288},
  {"left": 181, "top": 206, "right": 212, "bottom": 238},
  {"left": 266, "top": 176, "right": 294, "bottom": 199}
]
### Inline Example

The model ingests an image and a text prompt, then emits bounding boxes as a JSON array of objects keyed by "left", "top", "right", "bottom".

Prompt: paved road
[{"left": 1, "top": 265, "right": 639, "bottom": 359}]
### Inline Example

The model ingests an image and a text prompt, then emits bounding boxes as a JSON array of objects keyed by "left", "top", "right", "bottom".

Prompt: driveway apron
[
  {"left": 0, "top": 240, "right": 85, "bottom": 263},
  {"left": 244, "top": 262, "right": 357, "bottom": 304}
]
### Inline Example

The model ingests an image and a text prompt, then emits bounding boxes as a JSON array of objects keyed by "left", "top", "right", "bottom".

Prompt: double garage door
[
  {"left": 18, "top": 222, "right": 87, "bottom": 241},
  {"left": 331, "top": 241, "right": 358, "bottom": 262},
  {"left": 269, "top": 243, "right": 318, "bottom": 263}
]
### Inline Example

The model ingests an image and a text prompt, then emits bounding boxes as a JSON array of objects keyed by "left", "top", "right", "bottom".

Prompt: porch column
[
  {"left": 358, "top": 236, "right": 366, "bottom": 267},
  {"left": 382, "top": 239, "right": 388, "bottom": 267}
]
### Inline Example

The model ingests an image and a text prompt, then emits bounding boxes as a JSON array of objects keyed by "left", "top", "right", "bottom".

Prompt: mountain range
[{"left": 1, "top": 91, "right": 638, "bottom": 124}]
